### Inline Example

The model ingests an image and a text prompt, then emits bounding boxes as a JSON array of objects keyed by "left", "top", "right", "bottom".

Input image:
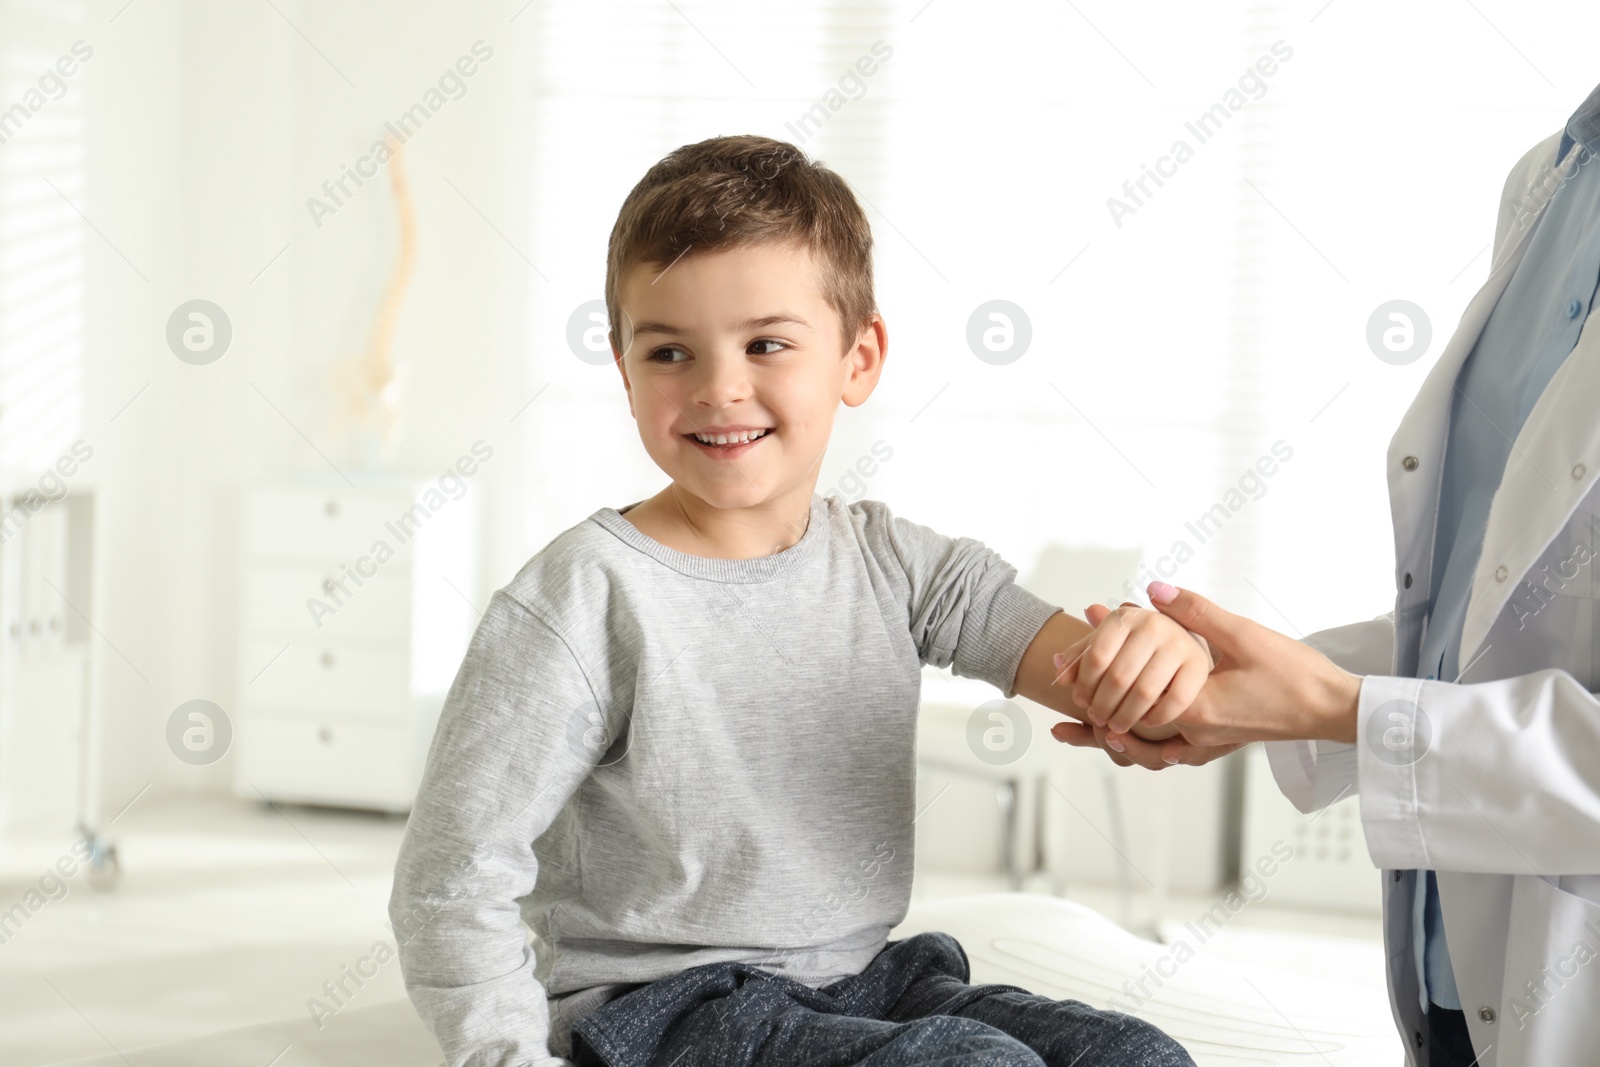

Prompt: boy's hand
[{"left": 1053, "top": 602, "right": 1212, "bottom": 740}]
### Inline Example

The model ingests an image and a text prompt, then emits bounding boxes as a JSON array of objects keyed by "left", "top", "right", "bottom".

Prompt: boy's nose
[{"left": 690, "top": 357, "right": 754, "bottom": 407}]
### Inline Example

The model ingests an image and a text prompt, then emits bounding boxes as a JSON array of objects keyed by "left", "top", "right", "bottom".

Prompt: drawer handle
[
  {"left": 320, "top": 651, "right": 335, "bottom": 669},
  {"left": 324, "top": 498, "right": 339, "bottom": 517},
  {"left": 318, "top": 727, "right": 333, "bottom": 744}
]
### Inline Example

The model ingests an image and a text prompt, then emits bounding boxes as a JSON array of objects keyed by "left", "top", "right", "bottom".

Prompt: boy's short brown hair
[{"left": 605, "top": 135, "right": 876, "bottom": 359}]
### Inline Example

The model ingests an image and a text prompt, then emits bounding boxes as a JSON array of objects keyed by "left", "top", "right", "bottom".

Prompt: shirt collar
[{"left": 1559, "top": 80, "right": 1600, "bottom": 162}]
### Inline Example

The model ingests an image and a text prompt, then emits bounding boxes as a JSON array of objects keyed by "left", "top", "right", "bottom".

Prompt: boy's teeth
[{"left": 694, "top": 428, "right": 768, "bottom": 445}]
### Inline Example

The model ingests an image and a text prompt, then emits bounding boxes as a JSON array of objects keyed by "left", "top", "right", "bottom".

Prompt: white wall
[
  {"left": 80, "top": 0, "right": 534, "bottom": 812},
  {"left": 79, "top": 0, "right": 193, "bottom": 813}
]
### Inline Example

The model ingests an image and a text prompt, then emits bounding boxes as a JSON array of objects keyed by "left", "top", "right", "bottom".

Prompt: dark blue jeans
[{"left": 569, "top": 931, "right": 1194, "bottom": 1067}]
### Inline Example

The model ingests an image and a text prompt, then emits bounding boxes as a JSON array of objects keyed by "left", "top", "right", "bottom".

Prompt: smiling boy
[{"left": 389, "top": 135, "right": 1203, "bottom": 1067}]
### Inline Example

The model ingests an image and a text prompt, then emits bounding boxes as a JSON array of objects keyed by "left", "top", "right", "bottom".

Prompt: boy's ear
[
  {"left": 840, "top": 315, "right": 888, "bottom": 409},
  {"left": 611, "top": 331, "right": 636, "bottom": 418}
]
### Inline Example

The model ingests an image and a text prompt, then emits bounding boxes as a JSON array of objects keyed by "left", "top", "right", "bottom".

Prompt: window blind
[{"left": 0, "top": 0, "right": 86, "bottom": 483}]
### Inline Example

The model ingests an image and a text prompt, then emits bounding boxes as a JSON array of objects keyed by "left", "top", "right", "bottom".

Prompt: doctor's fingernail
[
  {"left": 1148, "top": 581, "right": 1178, "bottom": 604},
  {"left": 1106, "top": 737, "right": 1126, "bottom": 753},
  {"left": 1052, "top": 652, "right": 1066, "bottom": 671},
  {"left": 1162, "top": 755, "right": 1181, "bottom": 765}
]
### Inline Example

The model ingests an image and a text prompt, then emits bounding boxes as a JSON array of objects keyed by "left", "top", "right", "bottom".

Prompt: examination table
[{"left": 44, "top": 892, "right": 1398, "bottom": 1065}]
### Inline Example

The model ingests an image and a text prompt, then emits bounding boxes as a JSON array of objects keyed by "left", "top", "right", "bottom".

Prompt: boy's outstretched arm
[
  {"left": 1009, "top": 608, "right": 1096, "bottom": 722},
  {"left": 857, "top": 503, "right": 1198, "bottom": 741},
  {"left": 1011, "top": 608, "right": 1199, "bottom": 742}
]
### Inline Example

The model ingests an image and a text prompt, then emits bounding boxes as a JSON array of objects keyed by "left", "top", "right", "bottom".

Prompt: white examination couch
[{"left": 44, "top": 892, "right": 1397, "bottom": 1066}]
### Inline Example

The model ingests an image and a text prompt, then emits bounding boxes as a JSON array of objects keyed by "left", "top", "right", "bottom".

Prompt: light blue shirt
[{"left": 1410, "top": 82, "right": 1600, "bottom": 1013}]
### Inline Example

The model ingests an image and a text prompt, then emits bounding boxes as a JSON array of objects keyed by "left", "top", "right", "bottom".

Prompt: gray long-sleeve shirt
[{"left": 388, "top": 492, "right": 1062, "bottom": 1066}]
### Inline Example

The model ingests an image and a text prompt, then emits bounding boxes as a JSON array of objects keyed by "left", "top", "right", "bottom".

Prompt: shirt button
[
  {"left": 1576, "top": 463, "right": 1588, "bottom": 480},
  {"left": 1414, "top": 1030, "right": 1425, "bottom": 1049},
  {"left": 1479, "top": 1007, "right": 1496, "bottom": 1023},
  {"left": 1403, "top": 573, "right": 1413, "bottom": 589},
  {"left": 1568, "top": 298, "right": 1584, "bottom": 319},
  {"left": 1495, "top": 565, "right": 1509, "bottom": 582},
  {"left": 1402, "top": 456, "right": 1419, "bottom": 472},
  {"left": 1393, "top": 870, "right": 1403, "bottom": 882}
]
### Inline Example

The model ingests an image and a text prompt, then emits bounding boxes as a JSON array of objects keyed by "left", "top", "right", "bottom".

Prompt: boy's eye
[{"left": 646, "top": 339, "right": 788, "bottom": 363}]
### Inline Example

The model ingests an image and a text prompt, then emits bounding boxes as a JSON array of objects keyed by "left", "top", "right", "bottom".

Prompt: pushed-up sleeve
[{"left": 859, "top": 501, "right": 1061, "bottom": 698}]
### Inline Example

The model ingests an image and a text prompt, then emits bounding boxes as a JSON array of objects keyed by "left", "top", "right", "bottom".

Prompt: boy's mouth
[{"left": 682, "top": 427, "right": 772, "bottom": 456}]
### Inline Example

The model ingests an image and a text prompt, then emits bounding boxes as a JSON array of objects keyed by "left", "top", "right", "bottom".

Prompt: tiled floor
[{"left": 0, "top": 795, "right": 1395, "bottom": 1065}]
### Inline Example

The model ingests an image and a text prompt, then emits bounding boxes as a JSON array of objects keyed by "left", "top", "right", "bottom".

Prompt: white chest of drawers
[{"left": 234, "top": 480, "right": 479, "bottom": 812}]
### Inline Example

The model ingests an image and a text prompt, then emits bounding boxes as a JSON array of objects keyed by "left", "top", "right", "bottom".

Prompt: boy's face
[{"left": 611, "top": 240, "right": 885, "bottom": 512}]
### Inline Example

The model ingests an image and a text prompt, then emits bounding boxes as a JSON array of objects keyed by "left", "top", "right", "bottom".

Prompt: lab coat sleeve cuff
[
  {"left": 1264, "top": 738, "right": 1358, "bottom": 814},
  {"left": 1301, "top": 614, "right": 1395, "bottom": 677},
  {"left": 1355, "top": 673, "right": 1431, "bottom": 870}
]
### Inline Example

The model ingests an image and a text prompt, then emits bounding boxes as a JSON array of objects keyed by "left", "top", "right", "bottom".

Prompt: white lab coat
[{"left": 1265, "top": 127, "right": 1600, "bottom": 1067}]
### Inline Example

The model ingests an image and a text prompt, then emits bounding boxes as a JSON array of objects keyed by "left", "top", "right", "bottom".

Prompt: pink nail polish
[
  {"left": 1052, "top": 651, "right": 1066, "bottom": 671},
  {"left": 1148, "top": 581, "right": 1178, "bottom": 604},
  {"left": 1106, "top": 737, "right": 1126, "bottom": 753}
]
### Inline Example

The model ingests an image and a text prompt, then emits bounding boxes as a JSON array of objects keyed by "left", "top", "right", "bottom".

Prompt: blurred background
[{"left": 0, "top": 0, "right": 1594, "bottom": 1062}]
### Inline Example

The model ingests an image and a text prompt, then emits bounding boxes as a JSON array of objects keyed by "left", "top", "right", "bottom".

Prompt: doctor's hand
[
  {"left": 1051, "top": 717, "right": 1243, "bottom": 769},
  {"left": 1143, "top": 581, "right": 1361, "bottom": 746},
  {"left": 1050, "top": 599, "right": 1236, "bottom": 767}
]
